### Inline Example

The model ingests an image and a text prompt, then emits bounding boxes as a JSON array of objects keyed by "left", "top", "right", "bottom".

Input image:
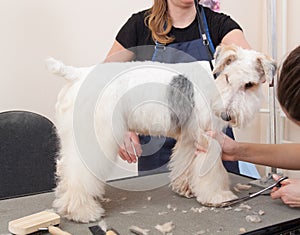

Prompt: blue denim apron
[{"left": 138, "top": 4, "right": 239, "bottom": 175}]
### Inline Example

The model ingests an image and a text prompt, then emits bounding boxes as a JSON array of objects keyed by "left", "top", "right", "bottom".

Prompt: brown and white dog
[{"left": 46, "top": 45, "right": 276, "bottom": 222}]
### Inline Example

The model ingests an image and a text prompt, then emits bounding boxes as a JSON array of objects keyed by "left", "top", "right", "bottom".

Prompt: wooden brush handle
[
  {"left": 106, "top": 231, "right": 119, "bottom": 235},
  {"left": 48, "top": 225, "right": 72, "bottom": 235}
]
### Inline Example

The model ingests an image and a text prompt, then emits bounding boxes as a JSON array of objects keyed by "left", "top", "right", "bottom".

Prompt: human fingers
[
  {"left": 271, "top": 175, "right": 290, "bottom": 196},
  {"left": 271, "top": 188, "right": 300, "bottom": 207},
  {"left": 270, "top": 187, "right": 283, "bottom": 199},
  {"left": 194, "top": 148, "right": 207, "bottom": 155},
  {"left": 272, "top": 174, "right": 291, "bottom": 186},
  {"left": 271, "top": 179, "right": 300, "bottom": 207},
  {"left": 123, "top": 132, "right": 142, "bottom": 157},
  {"left": 271, "top": 186, "right": 278, "bottom": 193},
  {"left": 288, "top": 203, "right": 300, "bottom": 208},
  {"left": 118, "top": 144, "right": 135, "bottom": 163},
  {"left": 206, "top": 130, "right": 225, "bottom": 144},
  {"left": 118, "top": 132, "right": 141, "bottom": 163},
  {"left": 194, "top": 141, "right": 207, "bottom": 154},
  {"left": 124, "top": 139, "right": 138, "bottom": 163},
  {"left": 206, "top": 130, "right": 235, "bottom": 153},
  {"left": 270, "top": 183, "right": 290, "bottom": 200},
  {"left": 272, "top": 174, "right": 282, "bottom": 181},
  {"left": 129, "top": 133, "right": 142, "bottom": 157}
]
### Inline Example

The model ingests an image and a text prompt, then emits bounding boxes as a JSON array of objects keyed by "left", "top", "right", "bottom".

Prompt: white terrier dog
[{"left": 47, "top": 45, "right": 276, "bottom": 222}]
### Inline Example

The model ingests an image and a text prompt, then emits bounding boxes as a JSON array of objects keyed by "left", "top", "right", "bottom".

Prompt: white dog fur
[{"left": 47, "top": 45, "right": 276, "bottom": 222}]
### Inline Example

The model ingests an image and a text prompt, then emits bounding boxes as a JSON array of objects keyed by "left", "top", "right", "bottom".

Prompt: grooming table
[{"left": 1, "top": 173, "right": 299, "bottom": 234}]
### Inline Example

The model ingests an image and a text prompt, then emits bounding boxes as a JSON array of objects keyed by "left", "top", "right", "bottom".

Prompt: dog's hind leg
[
  {"left": 53, "top": 134, "right": 105, "bottom": 223},
  {"left": 169, "top": 136, "right": 196, "bottom": 198}
]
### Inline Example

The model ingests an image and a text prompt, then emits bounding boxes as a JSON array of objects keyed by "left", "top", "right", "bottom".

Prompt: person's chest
[{"left": 137, "top": 18, "right": 200, "bottom": 46}]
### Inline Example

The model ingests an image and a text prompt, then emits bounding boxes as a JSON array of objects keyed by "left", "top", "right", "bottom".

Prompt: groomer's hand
[
  {"left": 271, "top": 174, "right": 300, "bottom": 207},
  {"left": 118, "top": 131, "right": 142, "bottom": 163},
  {"left": 205, "top": 131, "right": 239, "bottom": 161}
]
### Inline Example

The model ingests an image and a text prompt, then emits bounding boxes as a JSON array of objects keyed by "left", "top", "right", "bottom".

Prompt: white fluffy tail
[{"left": 45, "top": 57, "right": 94, "bottom": 81}]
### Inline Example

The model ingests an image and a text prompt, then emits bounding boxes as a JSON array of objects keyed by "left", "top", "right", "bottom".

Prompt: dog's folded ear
[
  {"left": 213, "top": 44, "right": 238, "bottom": 76},
  {"left": 256, "top": 55, "right": 277, "bottom": 84}
]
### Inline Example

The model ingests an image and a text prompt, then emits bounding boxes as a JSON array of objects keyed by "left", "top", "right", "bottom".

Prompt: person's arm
[
  {"left": 104, "top": 40, "right": 135, "bottom": 62},
  {"left": 103, "top": 12, "right": 146, "bottom": 163},
  {"left": 236, "top": 142, "right": 300, "bottom": 169},
  {"left": 209, "top": 131, "right": 300, "bottom": 170},
  {"left": 221, "top": 29, "right": 251, "bottom": 49},
  {"left": 104, "top": 41, "right": 141, "bottom": 163},
  {"left": 105, "top": 12, "right": 144, "bottom": 63},
  {"left": 205, "top": 7, "right": 251, "bottom": 50}
]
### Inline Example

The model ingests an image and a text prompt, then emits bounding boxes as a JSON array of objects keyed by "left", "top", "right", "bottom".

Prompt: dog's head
[{"left": 212, "top": 44, "right": 276, "bottom": 127}]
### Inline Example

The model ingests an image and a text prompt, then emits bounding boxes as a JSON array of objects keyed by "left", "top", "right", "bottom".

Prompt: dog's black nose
[{"left": 221, "top": 112, "right": 231, "bottom": 122}]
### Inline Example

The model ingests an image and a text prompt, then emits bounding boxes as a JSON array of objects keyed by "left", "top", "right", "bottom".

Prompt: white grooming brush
[{"left": 8, "top": 211, "right": 71, "bottom": 235}]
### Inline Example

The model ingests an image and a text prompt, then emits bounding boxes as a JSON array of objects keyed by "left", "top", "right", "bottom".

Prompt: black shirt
[
  {"left": 116, "top": 6, "right": 242, "bottom": 51},
  {"left": 116, "top": 5, "right": 242, "bottom": 174}
]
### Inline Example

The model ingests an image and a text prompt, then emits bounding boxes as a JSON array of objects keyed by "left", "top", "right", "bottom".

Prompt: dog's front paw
[
  {"left": 66, "top": 202, "right": 104, "bottom": 223},
  {"left": 170, "top": 177, "right": 194, "bottom": 198},
  {"left": 196, "top": 190, "right": 237, "bottom": 207},
  {"left": 53, "top": 194, "right": 104, "bottom": 223}
]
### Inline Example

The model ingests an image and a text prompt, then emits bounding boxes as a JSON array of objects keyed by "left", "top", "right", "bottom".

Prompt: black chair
[{"left": 0, "top": 111, "right": 59, "bottom": 199}]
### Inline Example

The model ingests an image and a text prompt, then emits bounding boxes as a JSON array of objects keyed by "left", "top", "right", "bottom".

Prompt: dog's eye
[{"left": 245, "top": 82, "right": 254, "bottom": 89}]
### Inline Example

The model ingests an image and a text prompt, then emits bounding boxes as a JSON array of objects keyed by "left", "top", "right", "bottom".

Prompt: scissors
[{"left": 218, "top": 176, "right": 288, "bottom": 208}]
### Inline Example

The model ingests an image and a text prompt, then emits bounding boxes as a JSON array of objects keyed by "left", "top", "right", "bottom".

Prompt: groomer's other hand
[
  {"left": 206, "top": 131, "right": 239, "bottom": 161},
  {"left": 271, "top": 174, "right": 300, "bottom": 207},
  {"left": 118, "top": 132, "right": 142, "bottom": 163}
]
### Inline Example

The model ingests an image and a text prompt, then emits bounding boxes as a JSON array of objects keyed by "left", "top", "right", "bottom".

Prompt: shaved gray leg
[{"left": 167, "top": 74, "right": 195, "bottom": 132}]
